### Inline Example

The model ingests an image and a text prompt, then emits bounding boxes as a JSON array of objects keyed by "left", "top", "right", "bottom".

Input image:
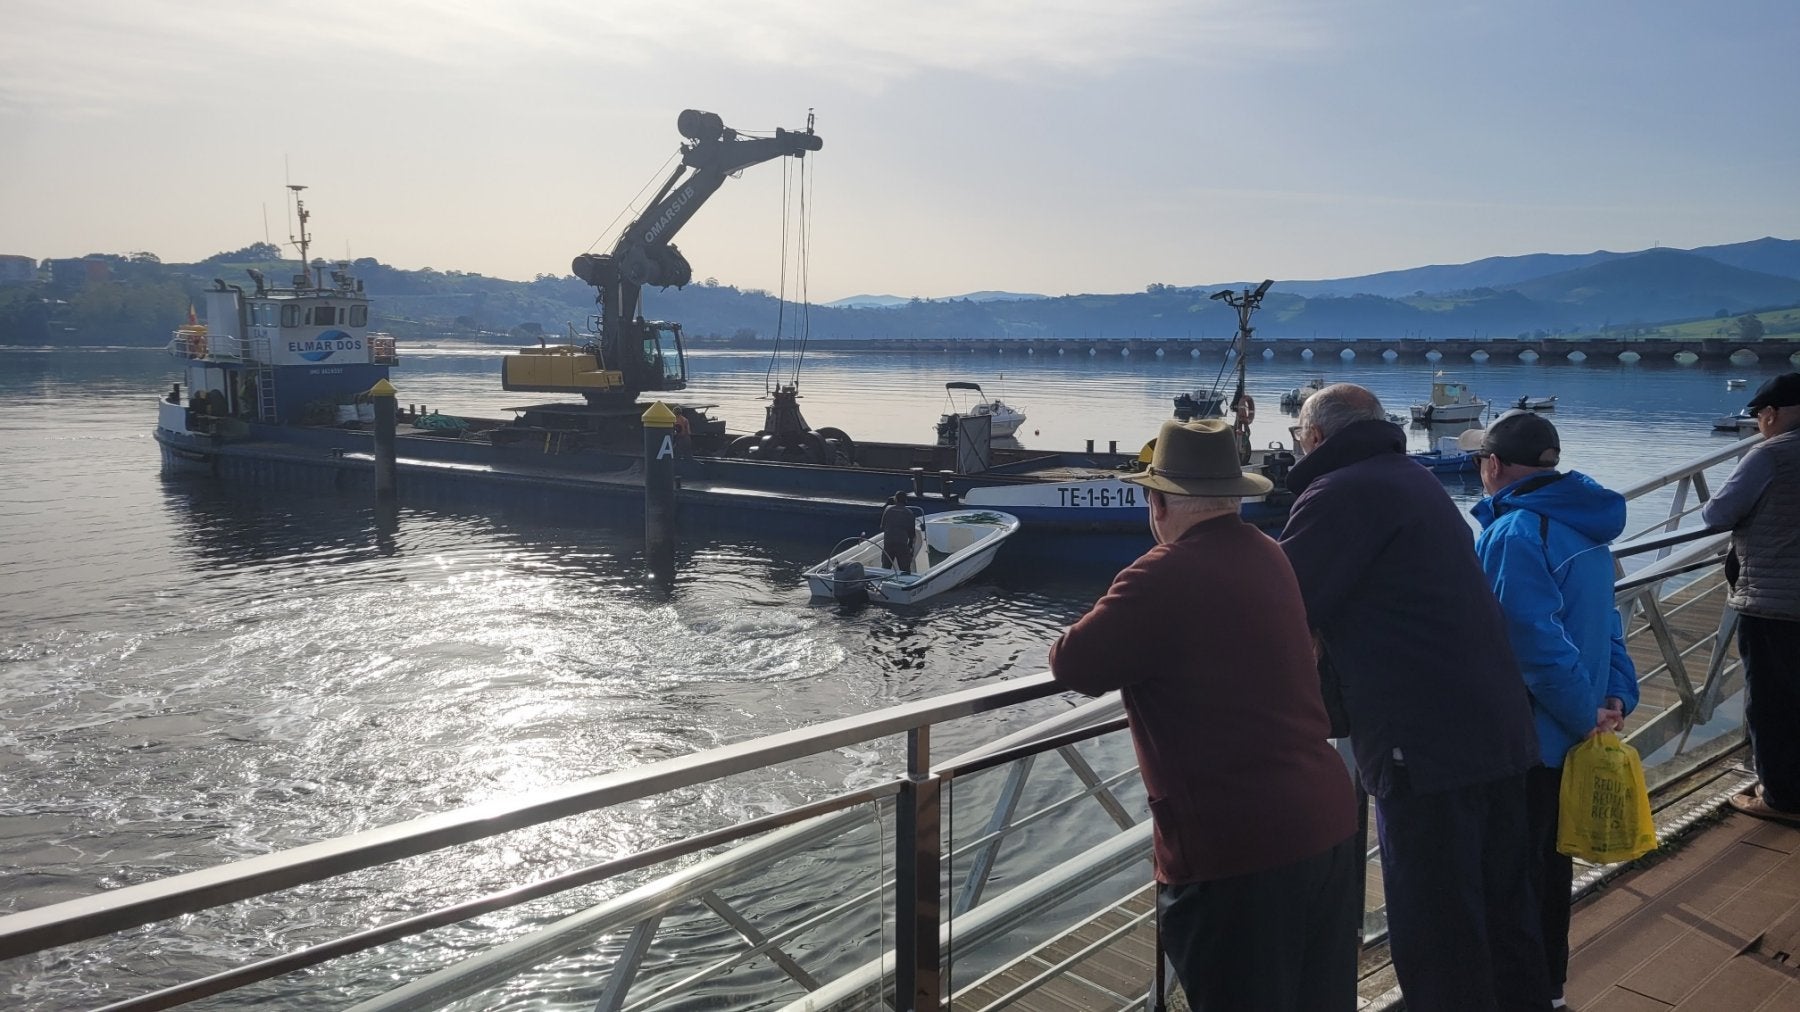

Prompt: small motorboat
[
  {"left": 1713, "top": 411, "right": 1759, "bottom": 433},
  {"left": 937, "top": 382, "right": 1025, "bottom": 441},
  {"left": 1408, "top": 434, "right": 1480, "bottom": 475},
  {"left": 1515, "top": 395, "right": 1558, "bottom": 411},
  {"left": 1727, "top": 378, "right": 1747, "bottom": 390},
  {"left": 805, "top": 509, "right": 1021, "bottom": 606},
  {"left": 1280, "top": 376, "right": 1327, "bottom": 412},
  {"left": 1172, "top": 390, "right": 1225, "bottom": 421},
  {"left": 1411, "top": 378, "right": 1489, "bottom": 425}
]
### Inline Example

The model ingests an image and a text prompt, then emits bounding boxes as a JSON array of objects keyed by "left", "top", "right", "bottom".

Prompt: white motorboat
[
  {"left": 1411, "top": 379, "right": 1489, "bottom": 425},
  {"left": 1713, "top": 411, "right": 1759, "bottom": 433},
  {"left": 1514, "top": 395, "right": 1558, "bottom": 411},
  {"left": 937, "top": 382, "right": 1025, "bottom": 440},
  {"left": 804, "top": 509, "right": 1020, "bottom": 606},
  {"left": 1281, "top": 376, "right": 1328, "bottom": 412}
]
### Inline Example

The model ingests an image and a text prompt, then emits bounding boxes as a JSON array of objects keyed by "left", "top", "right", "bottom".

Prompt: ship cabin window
[
  {"left": 349, "top": 305, "right": 367, "bottom": 327},
  {"left": 281, "top": 305, "right": 299, "bottom": 328},
  {"left": 250, "top": 303, "right": 278, "bottom": 327},
  {"left": 309, "top": 306, "right": 338, "bottom": 326}
]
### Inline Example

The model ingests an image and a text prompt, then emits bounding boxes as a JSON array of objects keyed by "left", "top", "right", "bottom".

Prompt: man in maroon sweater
[{"left": 1050, "top": 418, "right": 1361, "bottom": 1012}]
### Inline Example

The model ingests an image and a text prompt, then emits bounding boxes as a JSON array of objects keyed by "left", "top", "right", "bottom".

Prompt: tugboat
[{"left": 155, "top": 186, "right": 397, "bottom": 471}]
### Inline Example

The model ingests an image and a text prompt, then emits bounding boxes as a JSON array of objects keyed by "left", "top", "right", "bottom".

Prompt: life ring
[{"left": 1234, "top": 394, "right": 1256, "bottom": 427}]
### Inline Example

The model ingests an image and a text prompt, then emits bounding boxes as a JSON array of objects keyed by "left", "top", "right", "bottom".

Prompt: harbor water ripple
[{"left": 0, "top": 344, "right": 1784, "bottom": 1007}]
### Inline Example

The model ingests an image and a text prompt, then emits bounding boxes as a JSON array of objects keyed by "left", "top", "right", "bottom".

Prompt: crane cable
[
  {"left": 790, "top": 150, "right": 814, "bottom": 387},
  {"left": 763, "top": 152, "right": 815, "bottom": 393},
  {"left": 584, "top": 149, "right": 681, "bottom": 257},
  {"left": 764, "top": 158, "right": 793, "bottom": 394}
]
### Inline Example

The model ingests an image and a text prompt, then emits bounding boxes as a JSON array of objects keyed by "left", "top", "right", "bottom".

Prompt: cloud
[{"left": 0, "top": 0, "right": 1331, "bottom": 116}]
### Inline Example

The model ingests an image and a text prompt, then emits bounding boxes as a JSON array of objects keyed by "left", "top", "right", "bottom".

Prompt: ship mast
[{"left": 287, "top": 184, "right": 312, "bottom": 288}]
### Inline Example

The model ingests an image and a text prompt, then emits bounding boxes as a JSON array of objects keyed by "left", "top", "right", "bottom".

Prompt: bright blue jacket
[{"left": 1472, "top": 470, "right": 1639, "bottom": 768}]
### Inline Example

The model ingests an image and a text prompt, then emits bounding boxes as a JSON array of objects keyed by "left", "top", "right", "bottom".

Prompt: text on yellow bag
[{"left": 1557, "top": 732, "right": 1657, "bottom": 863}]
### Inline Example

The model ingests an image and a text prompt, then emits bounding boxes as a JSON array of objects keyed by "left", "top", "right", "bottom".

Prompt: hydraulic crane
[{"left": 502, "top": 109, "right": 823, "bottom": 404}]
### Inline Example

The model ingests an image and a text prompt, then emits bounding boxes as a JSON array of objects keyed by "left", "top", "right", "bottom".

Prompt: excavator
[{"left": 497, "top": 110, "right": 823, "bottom": 448}]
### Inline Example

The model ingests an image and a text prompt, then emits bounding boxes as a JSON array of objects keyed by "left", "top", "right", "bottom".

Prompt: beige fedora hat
[{"left": 1122, "top": 419, "right": 1273, "bottom": 497}]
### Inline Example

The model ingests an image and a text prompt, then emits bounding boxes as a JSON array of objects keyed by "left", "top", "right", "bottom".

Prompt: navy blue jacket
[
  {"left": 1472, "top": 471, "right": 1639, "bottom": 767},
  {"left": 1280, "top": 419, "right": 1539, "bottom": 798}
]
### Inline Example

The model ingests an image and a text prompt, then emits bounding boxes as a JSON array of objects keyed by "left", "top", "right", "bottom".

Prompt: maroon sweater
[{"left": 1050, "top": 513, "right": 1358, "bottom": 884}]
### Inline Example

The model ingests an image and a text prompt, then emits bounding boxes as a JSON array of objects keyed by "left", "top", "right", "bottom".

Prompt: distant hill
[
  {"left": 826, "top": 290, "right": 1047, "bottom": 309},
  {"left": 1498, "top": 248, "right": 1800, "bottom": 323},
  {"left": 1687, "top": 237, "right": 1800, "bottom": 283},
  {"left": 1272, "top": 237, "right": 1800, "bottom": 300},
  {"left": 825, "top": 294, "right": 910, "bottom": 309},
  {"left": 7, "top": 237, "right": 1799, "bottom": 346}
]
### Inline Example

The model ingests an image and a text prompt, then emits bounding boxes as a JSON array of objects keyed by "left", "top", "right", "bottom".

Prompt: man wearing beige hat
[{"left": 1050, "top": 418, "right": 1360, "bottom": 1011}]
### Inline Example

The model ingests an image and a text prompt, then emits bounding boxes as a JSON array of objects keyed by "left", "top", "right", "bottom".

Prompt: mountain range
[{"left": 6, "top": 237, "right": 1799, "bottom": 346}]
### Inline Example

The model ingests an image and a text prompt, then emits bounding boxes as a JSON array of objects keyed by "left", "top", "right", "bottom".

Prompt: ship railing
[{"left": 0, "top": 439, "right": 1764, "bottom": 1012}]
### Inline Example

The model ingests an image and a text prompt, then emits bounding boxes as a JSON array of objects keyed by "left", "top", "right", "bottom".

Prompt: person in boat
[
  {"left": 1460, "top": 410, "right": 1638, "bottom": 1009},
  {"left": 878, "top": 492, "right": 916, "bottom": 574},
  {"left": 1049, "top": 418, "right": 1360, "bottom": 1012},
  {"left": 1702, "top": 372, "right": 1800, "bottom": 827},
  {"left": 1281, "top": 384, "right": 1550, "bottom": 1012}
]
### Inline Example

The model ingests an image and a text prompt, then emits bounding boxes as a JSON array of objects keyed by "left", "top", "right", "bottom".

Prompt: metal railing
[{"left": 0, "top": 435, "right": 1765, "bottom": 1012}]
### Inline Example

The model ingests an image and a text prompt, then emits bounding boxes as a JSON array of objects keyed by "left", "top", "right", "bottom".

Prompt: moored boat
[
  {"left": 1515, "top": 394, "right": 1558, "bottom": 410},
  {"left": 936, "top": 382, "right": 1025, "bottom": 440},
  {"left": 1712, "top": 411, "right": 1758, "bottom": 433},
  {"left": 804, "top": 509, "right": 1019, "bottom": 605},
  {"left": 1410, "top": 378, "right": 1488, "bottom": 425}
]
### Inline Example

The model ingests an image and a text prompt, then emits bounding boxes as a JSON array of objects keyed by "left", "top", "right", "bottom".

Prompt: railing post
[{"left": 895, "top": 726, "right": 941, "bottom": 1012}]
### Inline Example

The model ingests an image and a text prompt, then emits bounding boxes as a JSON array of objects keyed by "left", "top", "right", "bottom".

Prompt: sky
[{"left": 2, "top": 0, "right": 1797, "bottom": 302}]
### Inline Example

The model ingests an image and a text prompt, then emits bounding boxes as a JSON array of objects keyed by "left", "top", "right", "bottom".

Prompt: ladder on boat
[{"left": 249, "top": 334, "right": 279, "bottom": 423}]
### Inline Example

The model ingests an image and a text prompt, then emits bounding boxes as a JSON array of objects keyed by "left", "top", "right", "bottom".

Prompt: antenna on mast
[{"left": 287, "top": 184, "right": 311, "bottom": 288}]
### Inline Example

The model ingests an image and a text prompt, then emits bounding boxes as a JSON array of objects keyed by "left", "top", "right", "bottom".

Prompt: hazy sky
[{"left": 3, "top": 0, "right": 1796, "bottom": 301}]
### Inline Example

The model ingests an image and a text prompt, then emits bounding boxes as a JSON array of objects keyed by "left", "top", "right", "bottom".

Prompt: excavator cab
[{"left": 631, "top": 319, "right": 686, "bottom": 392}]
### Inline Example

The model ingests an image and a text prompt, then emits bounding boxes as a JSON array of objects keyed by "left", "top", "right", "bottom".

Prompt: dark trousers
[
  {"left": 1157, "top": 832, "right": 1359, "bottom": 1012},
  {"left": 1525, "top": 765, "right": 1573, "bottom": 995},
  {"left": 1741, "top": 614, "right": 1800, "bottom": 812},
  {"left": 1376, "top": 769, "right": 1552, "bottom": 1012},
  {"left": 881, "top": 538, "right": 914, "bottom": 574}
]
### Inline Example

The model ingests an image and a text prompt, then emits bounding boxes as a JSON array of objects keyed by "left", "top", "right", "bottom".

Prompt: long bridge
[
  {"left": 779, "top": 335, "right": 1800, "bottom": 365},
  {"left": 0, "top": 434, "right": 1787, "bottom": 1011}
]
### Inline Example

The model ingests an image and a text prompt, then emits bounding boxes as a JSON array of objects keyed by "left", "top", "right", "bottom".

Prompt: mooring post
[
  {"left": 369, "top": 379, "right": 398, "bottom": 501},
  {"left": 642, "top": 401, "right": 678, "bottom": 577}
]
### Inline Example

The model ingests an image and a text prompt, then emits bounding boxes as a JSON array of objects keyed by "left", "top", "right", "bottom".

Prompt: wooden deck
[{"left": 1566, "top": 805, "right": 1800, "bottom": 1010}]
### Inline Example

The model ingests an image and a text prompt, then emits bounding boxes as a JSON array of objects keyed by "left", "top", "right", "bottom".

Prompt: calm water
[{"left": 0, "top": 344, "right": 1784, "bottom": 1006}]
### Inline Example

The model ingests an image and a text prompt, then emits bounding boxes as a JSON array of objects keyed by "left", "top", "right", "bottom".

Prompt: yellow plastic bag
[{"left": 1557, "top": 732, "right": 1657, "bottom": 863}]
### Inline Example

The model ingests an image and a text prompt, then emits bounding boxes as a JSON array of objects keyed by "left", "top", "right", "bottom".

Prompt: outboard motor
[
  {"left": 831, "top": 560, "right": 869, "bottom": 606},
  {"left": 1262, "top": 449, "right": 1296, "bottom": 490}
]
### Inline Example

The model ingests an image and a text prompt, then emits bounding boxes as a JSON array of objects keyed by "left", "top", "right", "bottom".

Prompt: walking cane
[{"left": 1150, "top": 889, "right": 1167, "bottom": 1012}]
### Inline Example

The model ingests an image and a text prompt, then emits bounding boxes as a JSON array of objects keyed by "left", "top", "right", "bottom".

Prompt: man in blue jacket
[
  {"left": 1462, "top": 410, "right": 1639, "bottom": 1010},
  {"left": 1283, "top": 384, "right": 1548, "bottom": 1012}
]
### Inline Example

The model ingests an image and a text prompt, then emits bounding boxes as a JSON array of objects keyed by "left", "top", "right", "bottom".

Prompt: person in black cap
[
  {"left": 1459, "top": 410, "right": 1639, "bottom": 1009},
  {"left": 1702, "top": 372, "right": 1800, "bottom": 825}
]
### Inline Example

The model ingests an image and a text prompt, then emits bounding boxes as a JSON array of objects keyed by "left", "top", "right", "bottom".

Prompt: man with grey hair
[{"left": 1281, "top": 384, "right": 1549, "bottom": 1012}]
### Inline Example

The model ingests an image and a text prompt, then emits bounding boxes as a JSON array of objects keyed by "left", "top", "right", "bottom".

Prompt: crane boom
[{"left": 558, "top": 109, "right": 822, "bottom": 399}]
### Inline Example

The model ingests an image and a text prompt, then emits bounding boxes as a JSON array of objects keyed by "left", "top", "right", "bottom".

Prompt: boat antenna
[{"left": 287, "top": 184, "right": 311, "bottom": 287}]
